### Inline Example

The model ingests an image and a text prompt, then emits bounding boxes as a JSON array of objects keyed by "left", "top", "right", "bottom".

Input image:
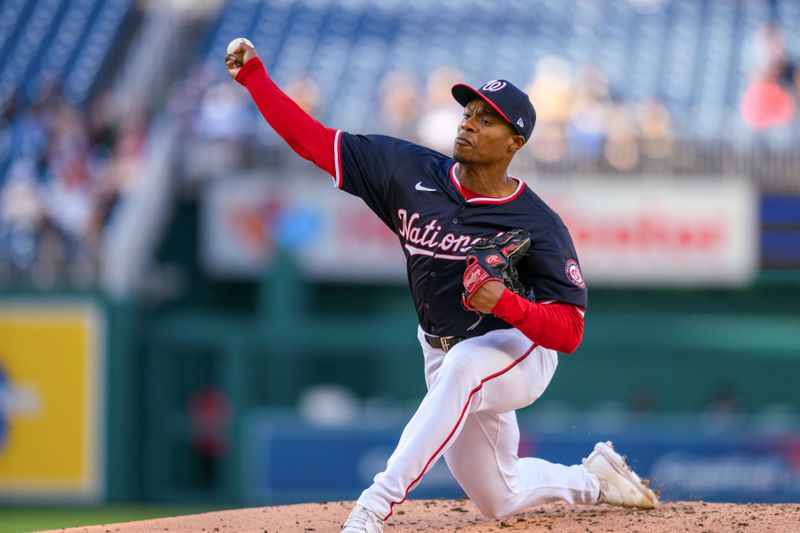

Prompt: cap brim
[{"left": 451, "top": 83, "right": 514, "bottom": 129}]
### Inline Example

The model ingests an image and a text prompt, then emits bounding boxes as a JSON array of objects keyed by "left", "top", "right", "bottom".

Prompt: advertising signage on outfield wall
[
  {"left": 535, "top": 177, "right": 758, "bottom": 286},
  {"left": 203, "top": 174, "right": 757, "bottom": 286},
  {"left": 242, "top": 416, "right": 800, "bottom": 505},
  {"left": 0, "top": 302, "right": 105, "bottom": 502}
]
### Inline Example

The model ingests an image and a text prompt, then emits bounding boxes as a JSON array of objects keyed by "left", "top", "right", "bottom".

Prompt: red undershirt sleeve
[
  {"left": 491, "top": 289, "right": 585, "bottom": 354},
  {"left": 236, "top": 57, "right": 338, "bottom": 177}
]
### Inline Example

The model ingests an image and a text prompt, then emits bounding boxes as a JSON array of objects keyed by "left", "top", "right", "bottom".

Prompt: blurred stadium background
[{"left": 1, "top": 0, "right": 799, "bottom": 528}]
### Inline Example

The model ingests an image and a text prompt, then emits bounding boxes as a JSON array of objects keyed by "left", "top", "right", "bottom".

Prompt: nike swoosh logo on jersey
[{"left": 415, "top": 181, "right": 437, "bottom": 192}]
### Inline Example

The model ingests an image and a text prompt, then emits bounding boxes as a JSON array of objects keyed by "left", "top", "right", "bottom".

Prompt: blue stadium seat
[
  {"left": 26, "top": 0, "right": 99, "bottom": 101},
  {"left": 0, "top": 0, "right": 132, "bottom": 108},
  {"left": 196, "top": 0, "right": 798, "bottom": 140}
]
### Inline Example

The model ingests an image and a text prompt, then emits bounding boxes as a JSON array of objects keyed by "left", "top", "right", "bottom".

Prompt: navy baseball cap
[{"left": 451, "top": 80, "right": 536, "bottom": 142}]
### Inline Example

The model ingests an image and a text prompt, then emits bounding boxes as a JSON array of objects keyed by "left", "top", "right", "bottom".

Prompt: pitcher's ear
[{"left": 509, "top": 133, "right": 526, "bottom": 154}]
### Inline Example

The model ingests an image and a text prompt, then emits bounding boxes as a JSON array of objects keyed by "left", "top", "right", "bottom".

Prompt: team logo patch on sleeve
[{"left": 564, "top": 259, "right": 586, "bottom": 288}]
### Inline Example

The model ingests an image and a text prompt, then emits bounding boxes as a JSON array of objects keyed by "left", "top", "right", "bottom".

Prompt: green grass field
[{"left": 0, "top": 505, "right": 226, "bottom": 533}]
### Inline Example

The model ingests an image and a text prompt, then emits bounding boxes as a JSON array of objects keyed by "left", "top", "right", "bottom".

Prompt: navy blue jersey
[{"left": 332, "top": 131, "right": 587, "bottom": 338}]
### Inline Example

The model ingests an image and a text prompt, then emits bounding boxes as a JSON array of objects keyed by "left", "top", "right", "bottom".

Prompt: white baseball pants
[{"left": 356, "top": 326, "right": 600, "bottom": 521}]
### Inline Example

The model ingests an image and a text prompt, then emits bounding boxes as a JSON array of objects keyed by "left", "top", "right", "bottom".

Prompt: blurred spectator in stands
[
  {"left": 566, "top": 66, "right": 609, "bottom": 170},
  {"left": 88, "top": 91, "right": 118, "bottom": 152},
  {"left": 747, "top": 22, "right": 796, "bottom": 89},
  {"left": 166, "top": 65, "right": 228, "bottom": 179},
  {"left": 528, "top": 56, "right": 574, "bottom": 126},
  {"left": 87, "top": 108, "right": 147, "bottom": 251},
  {"left": 167, "top": 65, "right": 214, "bottom": 136},
  {"left": 741, "top": 79, "right": 795, "bottom": 131},
  {"left": 0, "top": 92, "right": 18, "bottom": 124},
  {"left": 0, "top": 84, "right": 147, "bottom": 286},
  {"left": 741, "top": 22, "right": 796, "bottom": 133},
  {"left": 194, "top": 82, "right": 252, "bottom": 142},
  {"left": 417, "top": 66, "right": 464, "bottom": 154},
  {"left": 10, "top": 99, "right": 48, "bottom": 163},
  {"left": 280, "top": 75, "right": 327, "bottom": 163},
  {"left": 0, "top": 159, "right": 45, "bottom": 273},
  {"left": 378, "top": 69, "right": 421, "bottom": 140},
  {"left": 191, "top": 81, "right": 253, "bottom": 176},
  {"left": 604, "top": 103, "right": 640, "bottom": 172},
  {"left": 0, "top": 95, "right": 17, "bottom": 151},
  {"left": 285, "top": 75, "right": 322, "bottom": 116},
  {"left": 636, "top": 98, "right": 673, "bottom": 166},
  {"left": 40, "top": 101, "right": 95, "bottom": 280},
  {"left": 526, "top": 57, "right": 574, "bottom": 166}
]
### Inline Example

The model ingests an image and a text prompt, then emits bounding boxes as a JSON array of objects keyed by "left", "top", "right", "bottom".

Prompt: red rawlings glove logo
[
  {"left": 463, "top": 263, "right": 490, "bottom": 292},
  {"left": 486, "top": 254, "right": 502, "bottom": 265}
]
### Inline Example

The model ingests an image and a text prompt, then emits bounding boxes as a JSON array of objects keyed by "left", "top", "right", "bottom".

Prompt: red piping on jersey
[
  {"left": 383, "top": 341, "right": 537, "bottom": 521},
  {"left": 333, "top": 129, "right": 343, "bottom": 188},
  {"left": 449, "top": 163, "right": 525, "bottom": 204}
]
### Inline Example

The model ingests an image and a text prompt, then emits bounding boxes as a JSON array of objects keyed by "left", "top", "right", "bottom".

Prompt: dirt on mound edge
[{"left": 42, "top": 499, "right": 800, "bottom": 533}]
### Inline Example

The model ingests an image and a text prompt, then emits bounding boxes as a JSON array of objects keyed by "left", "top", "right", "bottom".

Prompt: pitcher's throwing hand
[{"left": 225, "top": 38, "right": 257, "bottom": 79}]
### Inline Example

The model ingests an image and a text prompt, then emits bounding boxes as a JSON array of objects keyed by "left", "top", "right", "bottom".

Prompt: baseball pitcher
[{"left": 226, "top": 41, "right": 658, "bottom": 533}]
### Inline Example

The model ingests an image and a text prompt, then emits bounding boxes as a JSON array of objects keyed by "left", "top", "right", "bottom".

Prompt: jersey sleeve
[
  {"left": 522, "top": 226, "right": 588, "bottom": 308},
  {"left": 334, "top": 132, "right": 425, "bottom": 229},
  {"left": 491, "top": 293, "right": 585, "bottom": 353}
]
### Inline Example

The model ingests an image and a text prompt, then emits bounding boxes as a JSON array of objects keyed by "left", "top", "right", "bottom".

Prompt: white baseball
[{"left": 227, "top": 37, "right": 254, "bottom": 55}]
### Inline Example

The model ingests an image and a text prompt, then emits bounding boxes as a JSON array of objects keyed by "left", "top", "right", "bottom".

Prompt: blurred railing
[
  {"left": 180, "top": 130, "right": 800, "bottom": 187},
  {"left": 518, "top": 136, "right": 800, "bottom": 184}
]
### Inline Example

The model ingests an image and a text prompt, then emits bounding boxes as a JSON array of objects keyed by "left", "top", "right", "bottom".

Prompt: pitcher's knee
[{"left": 470, "top": 493, "right": 515, "bottom": 519}]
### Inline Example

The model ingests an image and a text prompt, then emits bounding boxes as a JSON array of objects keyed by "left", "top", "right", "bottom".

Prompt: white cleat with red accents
[
  {"left": 341, "top": 505, "right": 385, "bottom": 533},
  {"left": 583, "top": 441, "right": 659, "bottom": 509}
]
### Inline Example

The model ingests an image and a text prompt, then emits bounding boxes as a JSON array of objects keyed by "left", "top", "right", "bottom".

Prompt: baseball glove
[{"left": 462, "top": 229, "right": 531, "bottom": 328}]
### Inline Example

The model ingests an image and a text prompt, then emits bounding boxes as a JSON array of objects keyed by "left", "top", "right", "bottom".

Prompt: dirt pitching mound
[{"left": 44, "top": 499, "right": 800, "bottom": 533}]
